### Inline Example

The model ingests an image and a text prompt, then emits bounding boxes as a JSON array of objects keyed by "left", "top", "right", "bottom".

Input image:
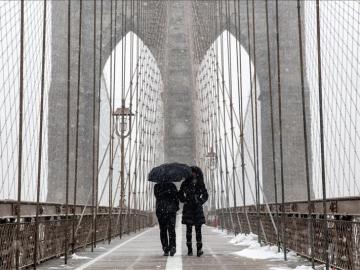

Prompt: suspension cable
[
  {"left": 108, "top": 0, "right": 114, "bottom": 244},
  {"left": 245, "top": 0, "right": 260, "bottom": 242},
  {"left": 315, "top": 1, "right": 329, "bottom": 268},
  {"left": 234, "top": 0, "right": 252, "bottom": 233},
  {"left": 91, "top": 0, "right": 97, "bottom": 252},
  {"left": 72, "top": 0, "right": 83, "bottom": 253},
  {"left": 296, "top": 0, "right": 315, "bottom": 267},
  {"left": 64, "top": 0, "right": 72, "bottom": 263},
  {"left": 264, "top": 0, "right": 280, "bottom": 250},
  {"left": 15, "top": 1, "right": 25, "bottom": 268},
  {"left": 34, "top": 0, "right": 47, "bottom": 267},
  {"left": 119, "top": 0, "right": 127, "bottom": 238},
  {"left": 126, "top": 0, "right": 135, "bottom": 234},
  {"left": 216, "top": 0, "right": 226, "bottom": 230},
  {"left": 249, "top": 0, "right": 261, "bottom": 243},
  {"left": 275, "top": 0, "right": 287, "bottom": 260},
  {"left": 133, "top": 0, "right": 140, "bottom": 231},
  {"left": 94, "top": 0, "right": 104, "bottom": 246}
]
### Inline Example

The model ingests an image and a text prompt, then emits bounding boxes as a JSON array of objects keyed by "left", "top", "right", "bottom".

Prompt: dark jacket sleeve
[
  {"left": 165, "top": 183, "right": 179, "bottom": 211},
  {"left": 154, "top": 184, "right": 161, "bottom": 199},
  {"left": 199, "top": 186, "right": 209, "bottom": 205},
  {"left": 170, "top": 184, "right": 180, "bottom": 211},
  {"left": 178, "top": 182, "right": 186, "bottom": 203}
]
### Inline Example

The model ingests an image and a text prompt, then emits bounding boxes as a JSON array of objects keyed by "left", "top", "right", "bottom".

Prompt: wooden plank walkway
[{"left": 38, "top": 216, "right": 312, "bottom": 270}]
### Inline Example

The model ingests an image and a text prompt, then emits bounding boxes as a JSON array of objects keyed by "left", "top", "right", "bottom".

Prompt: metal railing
[
  {"left": 207, "top": 197, "right": 360, "bottom": 270},
  {"left": 0, "top": 201, "right": 154, "bottom": 269}
]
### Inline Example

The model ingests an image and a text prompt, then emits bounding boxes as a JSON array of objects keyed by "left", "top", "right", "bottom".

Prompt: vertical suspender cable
[
  {"left": 245, "top": 0, "right": 258, "bottom": 239},
  {"left": 223, "top": 0, "right": 235, "bottom": 233},
  {"left": 296, "top": 0, "right": 315, "bottom": 267},
  {"left": 235, "top": 0, "right": 251, "bottom": 233},
  {"left": 233, "top": 0, "right": 249, "bottom": 234},
  {"left": 315, "top": 1, "right": 329, "bottom": 269},
  {"left": 226, "top": 0, "right": 238, "bottom": 222},
  {"left": 111, "top": 0, "right": 119, "bottom": 238},
  {"left": 112, "top": 0, "right": 119, "bottom": 238},
  {"left": 116, "top": 0, "right": 128, "bottom": 239},
  {"left": 91, "top": 0, "right": 97, "bottom": 252},
  {"left": 142, "top": 57, "right": 147, "bottom": 214},
  {"left": 137, "top": 48, "right": 143, "bottom": 227},
  {"left": 275, "top": 0, "right": 287, "bottom": 260},
  {"left": 264, "top": 0, "right": 280, "bottom": 250},
  {"left": 217, "top": 0, "right": 225, "bottom": 229},
  {"left": 119, "top": 0, "right": 127, "bottom": 238},
  {"left": 142, "top": 0, "right": 146, "bottom": 217},
  {"left": 210, "top": 19, "right": 217, "bottom": 210},
  {"left": 94, "top": 0, "right": 104, "bottom": 247},
  {"left": 219, "top": 0, "right": 228, "bottom": 213},
  {"left": 220, "top": 0, "right": 230, "bottom": 211},
  {"left": 108, "top": 0, "right": 114, "bottom": 244},
  {"left": 209, "top": 4, "right": 217, "bottom": 210},
  {"left": 64, "top": 0, "right": 72, "bottom": 264},
  {"left": 228, "top": 0, "right": 243, "bottom": 232},
  {"left": 217, "top": 0, "right": 225, "bottom": 227},
  {"left": 251, "top": 0, "right": 262, "bottom": 243},
  {"left": 137, "top": 1, "right": 143, "bottom": 223},
  {"left": 144, "top": 57, "right": 151, "bottom": 213},
  {"left": 127, "top": 0, "right": 135, "bottom": 234},
  {"left": 133, "top": 0, "right": 140, "bottom": 231},
  {"left": 138, "top": 4, "right": 145, "bottom": 224},
  {"left": 34, "top": 0, "right": 47, "bottom": 267},
  {"left": 209, "top": 5, "right": 217, "bottom": 210},
  {"left": 73, "top": 0, "right": 83, "bottom": 253},
  {"left": 16, "top": 2, "right": 25, "bottom": 268},
  {"left": 206, "top": 6, "right": 213, "bottom": 220}
]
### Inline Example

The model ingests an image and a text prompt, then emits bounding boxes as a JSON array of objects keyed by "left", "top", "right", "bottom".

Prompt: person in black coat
[
  {"left": 154, "top": 182, "right": 179, "bottom": 256},
  {"left": 178, "top": 166, "right": 208, "bottom": 257}
]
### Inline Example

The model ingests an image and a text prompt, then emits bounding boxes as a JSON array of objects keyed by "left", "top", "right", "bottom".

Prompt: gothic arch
[
  {"left": 47, "top": 0, "right": 167, "bottom": 203},
  {"left": 192, "top": 0, "right": 313, "bottom": 202}
]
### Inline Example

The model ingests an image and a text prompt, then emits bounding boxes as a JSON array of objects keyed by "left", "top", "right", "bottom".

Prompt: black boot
[
  {"left": 163, "top": 246, "right": 169, "bottom": 256},
  {"left": 187, "top": 242, "right": 193, "bottom": 256},
  {"left": 169, "top": 246, "right": 176, "bottom": 257},
  {"left": 196, "top": 243, "right": 203, "bottom": 257}
]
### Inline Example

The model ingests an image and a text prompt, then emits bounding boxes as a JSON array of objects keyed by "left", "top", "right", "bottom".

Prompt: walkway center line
[
  {"left": 165, "top": 215, "right": 183, "bottom": 270},
  {"left": 74, "top": 228, "right": 154, "bottom": 270}
]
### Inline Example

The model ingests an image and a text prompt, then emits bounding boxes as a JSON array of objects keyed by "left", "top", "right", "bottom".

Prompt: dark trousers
[
  {"left": 186, "top": 224, "right": 202, "bottom": 244},
  {"left": 157, "top": 213, "right": 176, "bottom": 251}
]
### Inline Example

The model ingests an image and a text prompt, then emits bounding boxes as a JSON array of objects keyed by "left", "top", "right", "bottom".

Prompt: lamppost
[
  {"left": 206, "top": 146, "right": 218, "bottom": 211},
  {"left": 206, "top": 146, "right": 218, "bottom": 171},
  {"left": 113, "top": 99, "right": 134, "bottom": 238}
]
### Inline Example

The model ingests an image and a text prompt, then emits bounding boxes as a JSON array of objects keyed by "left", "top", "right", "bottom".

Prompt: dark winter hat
[{"left": 190, "top": 166, "right": 204, "bottom": 184}]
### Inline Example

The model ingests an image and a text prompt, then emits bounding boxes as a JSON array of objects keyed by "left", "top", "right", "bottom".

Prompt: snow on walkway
[{"left": 212, "top": 227, "right": 318, "bottom": 270}]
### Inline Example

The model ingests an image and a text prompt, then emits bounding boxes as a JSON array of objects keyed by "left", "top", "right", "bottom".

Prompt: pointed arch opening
[
  {"left": 98, "top": 31, "right": 164, "bottom": 207},
  {"left": 195, "top": 30, "right": 262, "bottom": 208}
]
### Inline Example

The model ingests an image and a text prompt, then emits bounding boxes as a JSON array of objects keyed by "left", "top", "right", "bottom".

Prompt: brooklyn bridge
[{"left": 0, "top": 0, "right": 359, "bottom": 269}]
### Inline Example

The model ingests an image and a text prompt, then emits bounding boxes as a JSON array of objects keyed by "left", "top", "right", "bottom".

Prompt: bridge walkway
[{"left": 38, "top": 217, "right": 312, "bottom": 270}]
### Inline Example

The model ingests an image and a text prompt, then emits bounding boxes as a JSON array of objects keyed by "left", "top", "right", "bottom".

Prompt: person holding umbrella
[
  {"left": 154, "top": 182, "right": 179, "bottom": 256},
  {"left": 178, "top": 166, "right": 208, "bottom": 257},
  {"left": 149, "top": 163, "right": 192, "bottom": 256}
]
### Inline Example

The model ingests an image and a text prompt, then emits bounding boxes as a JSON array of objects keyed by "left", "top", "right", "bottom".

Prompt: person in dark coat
[
  {"left": 154, "top": 182, "right": 179, "bottom": 256},
  {"left": 178, "top": 166, "right": 208, "bottom": 257}
]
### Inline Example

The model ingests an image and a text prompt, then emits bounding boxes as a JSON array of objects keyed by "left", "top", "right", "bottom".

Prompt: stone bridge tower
[{"left": 47, "top": 0, "right": 312, "bottom": 204}]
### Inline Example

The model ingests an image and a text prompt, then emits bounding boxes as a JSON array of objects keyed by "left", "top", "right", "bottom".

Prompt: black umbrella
[{"left": 148, "top": 162, "right": 192, "bottom": 183}]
